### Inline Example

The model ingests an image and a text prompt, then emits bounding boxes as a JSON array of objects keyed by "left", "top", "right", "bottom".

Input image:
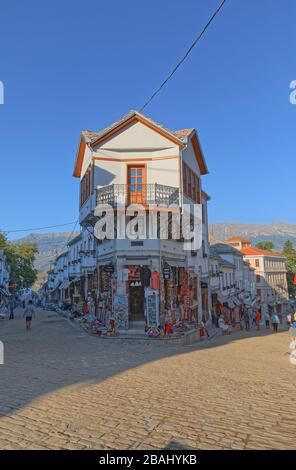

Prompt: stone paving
[{"left": 0, "top": 308, "right": 295, "bottom": 450}]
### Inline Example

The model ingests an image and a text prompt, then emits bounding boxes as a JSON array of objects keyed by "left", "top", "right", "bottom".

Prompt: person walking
[
  {"left": 255, "top": 310, "right": 261, "bottom": 331},
  {"left": 287, "top": 313, "right": 292, "bottom": 328},
  {"left": 23, "top": 300, "right": 36, "bottom": 330},
  {"left": 265, "top": 312, "right": 271, "bottom": 329},
  {"left": 271, "top": 313, "right": 280, "bottom": 333},
  {"left": 9, "top": 297, "right": 16, "bottom": 320},
  {"left": 251, "top": 310, "right": 256, "bottom": 329},
  {"left": 244, "top": 309, "right": 250, "bottom": 331}
]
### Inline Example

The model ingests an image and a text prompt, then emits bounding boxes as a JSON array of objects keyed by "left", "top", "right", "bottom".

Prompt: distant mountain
[
  {"left": 12, "top": 223, "right": 296, "bottom": 287},
  {"left": 209, "top": 222, "right": 296, "bottom": 250},
  {"left": 13, "top": 232, "right": 79, "bottom": 272}
]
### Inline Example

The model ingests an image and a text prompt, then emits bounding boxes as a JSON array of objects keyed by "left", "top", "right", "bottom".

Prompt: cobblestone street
[{"left": 0, "top": 308, "right": 295, "bottom": 450}]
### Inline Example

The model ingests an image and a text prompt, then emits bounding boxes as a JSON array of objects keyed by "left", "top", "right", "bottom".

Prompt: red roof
[
  {"left": 240, "top": 247, "right": 284, "bottom": 257},
  {"left": 225, "top": 237, "right": 251, "bottom": 243}
]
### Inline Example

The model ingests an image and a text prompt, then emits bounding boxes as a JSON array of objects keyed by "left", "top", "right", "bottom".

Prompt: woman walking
[
  {"left": 23, "top": 300, "right": 36, "bottom": 330},
  {"left": 271, "top": 313, "right": 280, "bottom": 333}
]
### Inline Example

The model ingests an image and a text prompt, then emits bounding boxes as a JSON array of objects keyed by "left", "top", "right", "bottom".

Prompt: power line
[
  {"left": 140, "top": 0, "right": 227, "bottom": 112},
  {"left": 2, "top": 221, "right": 77, "bottom": 234}
]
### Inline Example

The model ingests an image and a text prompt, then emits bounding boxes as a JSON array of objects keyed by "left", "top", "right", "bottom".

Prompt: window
[
  {"left": 182, "top": 162, "right": 187, "bottom": 194},
  {"left": 80, "top": 166, "right": 91, "bottom": 206},
  {"left": 182, "top": 162, "right": 201, "bottom": 203},
  {"left": 187, "top": 166, "right": 192, "bottom": 198},
  {"left": 255, "top": 259, "right": 260, "bottom": 268},
  {"left": 256, "top": 275, "right": 261, "bottom": 284}
]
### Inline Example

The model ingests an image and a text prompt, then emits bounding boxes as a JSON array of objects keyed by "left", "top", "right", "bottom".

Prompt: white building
[
  {"left": 72, "top": 110, "right": 211, "bottom": 330},
  {"left": 225, "top": 237, "right": 289, "bottom": 316}
]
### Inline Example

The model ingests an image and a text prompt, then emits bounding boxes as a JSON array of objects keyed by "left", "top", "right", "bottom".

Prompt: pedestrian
[
  {"left": 244, "top": 309, "right": 250, "bottom": 331},
  {"left": 271, "top": 313, "right": 280, "bottom": 333},
  {"left": 82, "top": 299, "right": 89, "bottom": 315},
  {"left": 9, "top": 297, "right": 16, "bottom": 320},
  {"left": 255, "top": 310, "right": 261, "bottom": 331},
  {"left": 286, "top": 313, "right": 292, "bottom": 328},
  {"left": 265, "top": 312, "right": 271, "bottom": 329},
  {"left": 23, "top": 300, "right": 36, "bottom": 330},
  {"left": 251, "top": 311, "right": 256, "bottom": 329}
]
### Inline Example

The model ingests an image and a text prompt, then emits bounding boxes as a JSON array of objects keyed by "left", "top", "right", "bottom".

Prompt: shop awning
[
  {"left": 59, "top": 280, "right": 71, "bottom": 290},
  {"left": 0, "top": 288, "right": 9, "bottom": 297},
  {"left": 97, "top": 258, "right": 114, "bottom": 266},
  {"left": 166, "top": 259, "right": 186, "bottom": 268},
  {"left": 232, "top": 296, "right": 242, "bottom": 306},
  {"left": 51, "top": 282, "right": 62, "bottom": 292},
  {"left": 124, "top": 259, "right": 151, "bottom": 266}
]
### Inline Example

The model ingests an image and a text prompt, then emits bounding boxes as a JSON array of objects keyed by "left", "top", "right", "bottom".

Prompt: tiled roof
[
  {"left": 81, "top": 130, "right": 101, "bottom": 141},
  {"left": 210, "top": 243, "right": 243, "bottom": 257},
  {"left": 225, "top": 237, "right": 251, "bottom": 243},
  {"left": 82, "top": 111, "right": 194, "bottom": 145},
  {"left": 240, "top": 247, "right": 284, "bottom": 257},
  {"left": 170, "top": 128, "right": 194, "bottom": 141}
]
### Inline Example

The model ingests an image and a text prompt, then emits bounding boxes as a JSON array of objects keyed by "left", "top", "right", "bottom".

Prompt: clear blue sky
[{"left": 0, "top": 0, "right": 295, "bottom": 239}]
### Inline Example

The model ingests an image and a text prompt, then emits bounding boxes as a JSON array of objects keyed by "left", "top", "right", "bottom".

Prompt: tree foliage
[
  {"left": 0, "top": 232, "right": 38, "bottom": 289},
  {"left": 283, "top": 240, "right": 296, "bottom": 298},
  {"left": 255, "top": 241, "right": 274, "bottom": 251}
]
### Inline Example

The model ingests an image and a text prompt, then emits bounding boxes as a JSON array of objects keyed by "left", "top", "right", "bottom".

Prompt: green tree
[
  {"left": 282, "top": 240, "right": 296, "bottom": 299},
  {"left": 256, "top": 241, "right": 274, "bottom": 251},
  {"left": 0, "top": 232, "right": 38, "bottom": 290}
]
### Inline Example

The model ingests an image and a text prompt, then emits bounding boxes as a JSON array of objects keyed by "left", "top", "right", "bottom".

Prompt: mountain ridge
[{"left": 209, "top": 222, "right": 296, "bottom": 249}]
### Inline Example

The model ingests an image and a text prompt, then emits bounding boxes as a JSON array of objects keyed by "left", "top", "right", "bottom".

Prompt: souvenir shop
[
  {"left": 93, "top": 258, "right": 201, "bottom": 337},
  {"left": 162, "top": 263, "right": 200, "bottom": 335}
]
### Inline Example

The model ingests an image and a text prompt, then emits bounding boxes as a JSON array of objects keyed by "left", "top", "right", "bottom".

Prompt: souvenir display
[
  {"left": 113, "top": 294, "right": 129, "bottom": 330},
  {"left": 145, "top": 288, "right": 160, "bottom": 327}
]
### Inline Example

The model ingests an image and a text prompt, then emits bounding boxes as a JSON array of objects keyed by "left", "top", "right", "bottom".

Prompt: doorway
[{"left": 129, "top": 285, "right": 144, "bottom": 321}]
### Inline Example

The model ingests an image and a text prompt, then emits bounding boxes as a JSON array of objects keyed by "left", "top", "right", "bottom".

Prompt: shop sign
[
  {"left": 104, "top": 264, "right": 114, "bottom": 273},
  {"left": 163, "top": 267, "right": 170, "bottom": 280}
]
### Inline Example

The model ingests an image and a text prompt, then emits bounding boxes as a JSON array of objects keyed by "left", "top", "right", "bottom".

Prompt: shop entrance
[{"left": 129, "top": 285, "right": 144, "bottom": 321}]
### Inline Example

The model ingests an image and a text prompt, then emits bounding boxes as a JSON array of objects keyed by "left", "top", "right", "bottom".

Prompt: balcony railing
[{"left": 96, "top": 184, "right": 180, "bottom": 208}]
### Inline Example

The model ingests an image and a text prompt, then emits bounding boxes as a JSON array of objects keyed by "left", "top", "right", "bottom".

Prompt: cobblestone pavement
[{"left": 0, "top": 308, "right": 295, "bottom": 450}]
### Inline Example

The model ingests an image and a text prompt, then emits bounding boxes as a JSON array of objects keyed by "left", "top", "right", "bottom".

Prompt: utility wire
[
  {"left": 140, "top": 0, "right": 227, "bottom": 112},
  {"left": 3, "top": 221, "right": 77, "bottom": 234},
  {"left": 42, "top": 221, "right": 80, "bottom": 261}
]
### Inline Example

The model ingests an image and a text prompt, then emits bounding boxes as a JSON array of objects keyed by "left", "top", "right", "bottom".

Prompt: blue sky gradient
[{"left": 0, "top": 0, "right": 295, "bottom": 238}]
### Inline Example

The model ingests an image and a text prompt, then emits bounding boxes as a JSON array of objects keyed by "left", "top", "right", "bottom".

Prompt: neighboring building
[
  {"left": 0, "top": 248, "right": 10, "bottom": 300},
  {"left": 209, "top": 244, "right": 243, "bottom": 322},
  {"left": 71, "top": 110, "right": 211, "bottom": 329},
  {"left": 242, "top": 260, "right": 256, "bottom": 300},
  {"left": 225, "top": 237, "right": 289, "bottom": 316},
  {"left": 68, "top": 233, "right": 83, "bottom": 303},
  {"left": 210, "top": 253, "right": 236, "bottom": 319},
  {"left": 49, "top": 251, "right": 69, "bottom": 303}
]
